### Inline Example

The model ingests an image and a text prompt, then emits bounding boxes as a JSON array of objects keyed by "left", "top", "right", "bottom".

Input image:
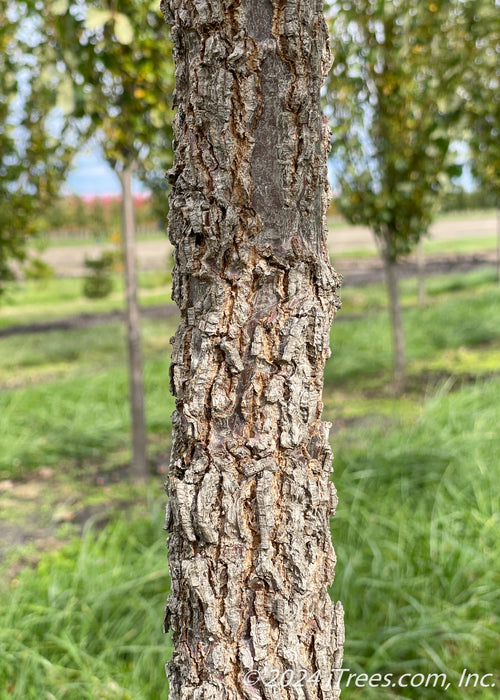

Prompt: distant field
[
  {"left": 1, "top": 267, "right": 499, "bottom": 478},
  {"left": 0, "top": 271, "right": 172, "bottom": 330},
  {"left": 423, "top": 235, "right": 497, "bottom": 254},
  {"left": 44, "top": 208, "right": 496, "bottom": 245},
  {"left": 38, "top": 209, "right": 496, "bottom": 266},
  {"left": 327, "top": 207, "right": 497, "bottom": 228},
  {"left": 327, "top": 209, "right": 499, "bottom": 255},
  {"left": 332, "top": 234, "right": 498, "bottom": 259},
  {"left": 45, "top": 230, "right": 167, "bottom": 247}
]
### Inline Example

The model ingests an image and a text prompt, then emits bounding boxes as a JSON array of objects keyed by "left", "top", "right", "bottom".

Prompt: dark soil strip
[
  {"left": 0, "top": 304, "right": 179, "bottom": 338},
  {"left": 0, "top": 253, "right": 496, "bottom": 338},
  {"left": 339, "top": 252, "right": 497, "bottom": 286}
]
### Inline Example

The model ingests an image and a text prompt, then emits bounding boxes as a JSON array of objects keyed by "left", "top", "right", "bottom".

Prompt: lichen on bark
[{"left": 161, "top": 1, "right": 344, "bottom": 697}]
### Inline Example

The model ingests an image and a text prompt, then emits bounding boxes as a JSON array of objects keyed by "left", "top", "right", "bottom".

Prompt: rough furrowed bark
[{"left": 161, "top": 1, "right": 343, "bottom": 698}]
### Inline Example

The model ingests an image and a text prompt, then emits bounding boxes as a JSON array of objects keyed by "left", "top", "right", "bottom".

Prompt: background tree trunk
[
  {"left": 416, "top": 238, "right": 427, "bottom": 307},
  {"left": 162, "top": 1, "right": 344, "bottom": 698},
  {"left": 117, "top": 163, "right": 148, "bottom": 483},
  {"left": 496, "top": 205, "right": 500, "bottom": 287},
  {"left": 383, "top": 248, "right": 406, "bottom": 393}
]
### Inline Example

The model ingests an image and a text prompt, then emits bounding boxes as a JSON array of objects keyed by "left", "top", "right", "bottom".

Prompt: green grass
[
  {"left": 331, "top": 378, "right": 500, "bottom": 698},
  {"left": 338, "top": 268, "right": 498, "bottom": 316},
  {"left": 328, "top": 313, "right": 499, "bottom": 389},
  {"left": 0, "top": 357, "right": 174, "bottom": 476},
  {"left": 0, "top": 318, "right": 177, "bottom": 478},
  {"left": 0, "top": 512, "right": 173, "bottom": 700},
  {"left": 1, "top": 267, "right": 500, "bottom": 698},
  {"left": 331, "top": 234, "right": 499, "bottom": 260},
  {"left": 422, "top": 267, "right": 498, "bottom": 297},
  {"left": 1, "top": 379, "right": 498, "bottom": 699},
  {"left": 423, "top": 235, "right": 498, "bottom": 255},
  {"left": 2, "top": 271, "right": 171, "bottom": 308},
  {"left": 1, "top": 270, "right": 499, "bottom": 476},
  {"left": 328, "top": 273, "right": 500, "bottom": 389},
  {"left": 0, "top": 325, "right": 126, "bottom": 386},
  {"left": 0, "top": 271, "right": 173, "bottom": 330},
  {"left": 0, "top": 316, "right": 177, "bottom": 385},
  {"left": 435, "top": 208, "right": 497, "bottom": 222}
]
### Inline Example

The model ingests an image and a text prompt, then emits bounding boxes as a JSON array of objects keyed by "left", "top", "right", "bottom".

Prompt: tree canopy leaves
[
  {"left": 0, "top": 1, "right": 75, "bottom": 292},
  {"left": 44, "top": 0, "right": 175, "bottom": 183},
  {"left": 326, "top": 0, "right": 480, "bottom": 259},
  {"left": 462, "top": 0, "right": 500, "bottom": 200}
]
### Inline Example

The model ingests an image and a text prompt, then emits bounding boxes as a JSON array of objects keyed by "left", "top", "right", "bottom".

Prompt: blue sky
[
  {"left": 64, "top": 151, "right": 119, "bottom": 196},
  {"left": 64, "top": 149, "right": 147, "bottom": 196},
  {"left": 66, "top": 146, "right": 473, "bottom": 197},
  {"left": 66, "top": 149, "right": 338, "bottom": 196}
]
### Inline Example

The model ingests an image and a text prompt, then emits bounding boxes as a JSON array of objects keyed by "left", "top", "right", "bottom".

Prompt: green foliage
[
  {"left": 23, "top": 258, "right": 55, "bottom": 285},
  {"left": 45, "top": 0, "right": 175, "bottom": 180},
  {"left": 0, "top": 2, "right": 74, "bottom": 294},
  {"left": 326, "top": 0, "right": 477, "bottom": 259},
  {"left": 88, "top": 199, "right": 107, "bottom": 240},
  {"left": 0, "top": 514, "right": 173, "bottom": 700},
  {"left": 462, "top": 0, "right": 500, "bottom": 201},
  {"left": 82, "top": 251, "right": 117, "bottom": 299},
  {"left": 83, "top": 273, "right": 113, "bottom": 300},
  {"left": 441, "top": 185, "right": 498, "bottom": 212}
]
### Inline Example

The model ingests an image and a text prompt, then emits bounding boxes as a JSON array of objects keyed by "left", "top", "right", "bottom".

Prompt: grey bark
[
  {"left": 118, "top": 163, "right": 148, "bottom": 483},
  {"left": 161, "top": 1, "right": 343, "bottom": 697}
]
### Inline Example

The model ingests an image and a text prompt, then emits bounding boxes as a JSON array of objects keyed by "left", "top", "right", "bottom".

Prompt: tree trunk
[
  {"left": 416, "top": 238, "right": 426, "bottom": 307},
  {"left": 496, "top": 206, "right": 500, "bottom": 287},
  {"left": 117, "top": 163, "right": 148, "bottom": 483},
  {"left": 383, "top": 251, "right": 406, "bottom": 393},
  {"left": 162, "top": 1, "right": 344, "bottom": 698}
]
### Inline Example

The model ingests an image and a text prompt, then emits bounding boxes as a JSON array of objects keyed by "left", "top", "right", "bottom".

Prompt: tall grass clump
[
  {"left": 0, "top": 511, "right": 172, "bottom": 700},
  {"left": 0, "top": 356, "right": 175, "bottom": 478},
  {"left": 332, "top": 378, "right": 500, "bottom": 698},
  {"left": 327, "top": 285, "right": 500, "bottom": 385}
]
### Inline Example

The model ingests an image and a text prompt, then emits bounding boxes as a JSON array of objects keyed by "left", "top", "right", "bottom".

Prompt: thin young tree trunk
[
  {"left": 118, "top": 163, "right": 148, "bottom": 483},
  {"left": 383, "top": 250, "right": 406, "bottom": 393},
  {"left": 496, "top": 206, "right": 500, "bottom": 287},
  {"left": 162, "top": 1, "right": 344, "bottom": 698},
  {"left": 416, "top": 238, "right": 427, "bottom": 307}
]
